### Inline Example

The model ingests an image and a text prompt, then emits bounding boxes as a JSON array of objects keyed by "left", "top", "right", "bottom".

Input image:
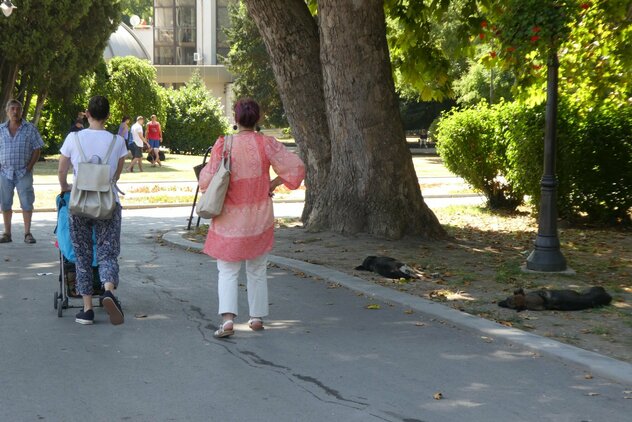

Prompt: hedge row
[{"left": 435, "top": 100, "right": 632, "bottom": 224}]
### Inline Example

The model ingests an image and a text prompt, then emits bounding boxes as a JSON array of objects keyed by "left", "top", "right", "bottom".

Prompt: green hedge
[
  {"left": 163, "top": 73, "right": 229, "bottom": 155},
  {"left": 559, "top": 103, "right": 632, "bottom": 224},
  {"left": 436, "top": 100, "right": 632, "bottom": 224},
  {"left": 435, "top": 102, "right": 523, "bottom": 209}
]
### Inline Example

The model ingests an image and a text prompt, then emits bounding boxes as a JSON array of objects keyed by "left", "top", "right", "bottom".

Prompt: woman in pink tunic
[{"left": 198, "top": 99, "right": 305, "bottom": 338}]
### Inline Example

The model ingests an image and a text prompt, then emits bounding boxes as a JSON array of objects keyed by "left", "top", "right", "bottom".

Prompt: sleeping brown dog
[{"left": 498, "top": 286, "right": 612, "bottom": 311}]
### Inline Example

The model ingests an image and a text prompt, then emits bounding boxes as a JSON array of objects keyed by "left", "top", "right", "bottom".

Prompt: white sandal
[{"left": 214, "top": 320, "right": 234, "bottom": 338}]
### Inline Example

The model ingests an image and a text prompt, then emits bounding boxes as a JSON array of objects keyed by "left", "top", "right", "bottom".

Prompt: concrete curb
[{"left": 162, "top": 230, "right": 632, "bottom": 386}]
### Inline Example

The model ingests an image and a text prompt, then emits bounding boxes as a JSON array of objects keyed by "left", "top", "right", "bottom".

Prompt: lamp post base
[{"left": 526, "top": 243, "right": 567, "bottom": 272}]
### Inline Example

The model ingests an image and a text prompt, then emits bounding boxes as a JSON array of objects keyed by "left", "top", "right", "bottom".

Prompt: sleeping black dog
[
  {"left": 355, "top": 256, "right": 418, "bottom": 279},
  {"left": 498, "top": 286, "right": 612, "bottom": 311}
]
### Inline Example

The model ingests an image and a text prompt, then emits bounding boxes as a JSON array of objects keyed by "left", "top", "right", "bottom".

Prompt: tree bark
[
  {"left": 314, "top": 0, "right": 443, "bottom": 238},
  {"left": 32, "top": 83, "right": 49, "bottom": 125},
  {"left": 244, "top": 0, "right": 445, "bottom": 239},
  {"left": 0, "top": 62, "right": 19, "bottom": 122},
  {"left": 243, "top": 0, "right": 331, "bottom": 223}
]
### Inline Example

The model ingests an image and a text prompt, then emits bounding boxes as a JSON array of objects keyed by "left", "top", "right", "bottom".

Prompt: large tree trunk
[
  {"left": 243, "top": 0, "right": 331, "bottom": 222},
  {"left": 317, "top": 0, "right": 443, "bottom": 238},
  {"left": 245, "top": 0, "right": 445, "bottom": 239},
  {"left": 0, "top": 62, "right": 19, "bottom": 122}
]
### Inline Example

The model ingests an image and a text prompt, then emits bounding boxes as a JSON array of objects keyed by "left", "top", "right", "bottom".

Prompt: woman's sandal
[
  {"left": 214, "top": 320, "right": 234, "bottom": 338},
  {"left": 248, "top": 318, "right": 264, "bottom": 331}
]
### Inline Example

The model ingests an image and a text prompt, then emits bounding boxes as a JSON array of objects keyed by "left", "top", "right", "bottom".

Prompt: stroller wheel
[
  {"left": 54, "top": 292, "right": 59, "bottom": 309},
  {"left": 56, "top": 298, "right": 63, "bottom": 317}
]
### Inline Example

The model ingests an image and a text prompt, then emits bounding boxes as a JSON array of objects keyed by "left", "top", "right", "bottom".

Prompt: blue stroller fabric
[{"left": 55, "top": 191, "right": 98, "bottom": 266}]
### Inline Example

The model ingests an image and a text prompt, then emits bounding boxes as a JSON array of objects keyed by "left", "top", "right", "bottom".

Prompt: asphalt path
[{"left": 1, "top": 206, "right": 630, "bottom": 421}]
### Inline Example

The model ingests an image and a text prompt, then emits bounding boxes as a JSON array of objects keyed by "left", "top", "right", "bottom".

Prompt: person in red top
[{"left": 145, "top": 114, "right": 162, "bottom": 167}]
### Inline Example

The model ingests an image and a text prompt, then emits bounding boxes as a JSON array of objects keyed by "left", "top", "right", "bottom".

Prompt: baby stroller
[{"left": 53, "top": 191, "right": 103, "bottom": 317}]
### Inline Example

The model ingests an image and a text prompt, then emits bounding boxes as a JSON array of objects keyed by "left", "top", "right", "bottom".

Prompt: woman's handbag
[
  {"left": 196, "top": 135, "right": 233, "bottom": 219},
  {"left": 69, "top": 133, "right": 118, "bottom": 220}
]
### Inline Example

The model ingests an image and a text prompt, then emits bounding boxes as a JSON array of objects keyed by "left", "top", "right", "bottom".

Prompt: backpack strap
[
  {"left": 102, "top": 134, "right": 118, "bottom": 165},
  {"left": 73, "top": 132, "right": 88, "bottom": 163}
]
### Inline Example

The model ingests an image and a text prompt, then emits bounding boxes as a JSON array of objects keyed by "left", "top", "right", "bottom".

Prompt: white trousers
[{"left": 216, "top": 254, "right": 269, "bottom": 318}]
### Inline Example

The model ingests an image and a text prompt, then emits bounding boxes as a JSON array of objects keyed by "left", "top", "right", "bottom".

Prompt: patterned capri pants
[{"left": 69, "top": 204, "right": 122, "bottom": 296}]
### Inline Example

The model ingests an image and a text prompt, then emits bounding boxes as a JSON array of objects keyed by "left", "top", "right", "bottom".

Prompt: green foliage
[
  {"left": 501, "top": 102, "right": 546, "bottom": 203},
  {"left": 120, "top": 0, "right": 153, "bottom": 22},
  {"left": 452, "top": 59, "right": 515, "bottom": 105},
  {"left": 399, "top": 98, "right": 455, "bottom": 132},
  {"left": 163, "top": 72, "right": 229, "bottom": 154},
  {"left": 102, "top": 57, "right": 165, "bottom": 128},
  {"left": 0, "top": 0, "right": 121, "bottom": 116},
  {"left": 224, "top": 1, "right": 287, "bottom": 127},
  {"left": 386, "top": 0, "right": 480, "bottom": 101},
  {"left": 435, "top": 102, "right": 523, "bottom": 209},
  {"left": 476, "top": 1, "right": 630, "bottom": 107},
  {"left": 438, "top": 99, "right": 632, "bottom": 224},
  {"left": 557, "top": 102, "right": 632, "bottom": 224}
]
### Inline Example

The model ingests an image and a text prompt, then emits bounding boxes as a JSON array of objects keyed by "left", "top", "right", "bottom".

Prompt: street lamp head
[{"left": 1, "top": 1, "right": 17, "bottom": 17}]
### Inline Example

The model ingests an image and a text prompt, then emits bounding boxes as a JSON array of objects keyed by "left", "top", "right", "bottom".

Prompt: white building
[{"left": 107, "top": 0, "right": 236, "bottom": 115}]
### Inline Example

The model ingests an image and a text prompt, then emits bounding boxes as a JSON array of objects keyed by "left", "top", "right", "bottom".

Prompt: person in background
[
  {"left": 145, "top": 114, "right": 163, "bottom": 167},
  {"left": 69, "top": 118, "right": 84, "bottom": 133},
  {"left": 198, "top": 98, "right": 305, "bottom": 338},
  {"left": 128, "top": 115, "right": 148, "bottom": 172},
  {"left": 419, "top": 128, "right": 428, "bottom": 148},
  {"left": 58, "top": 95, "right": 128, "bottom": 325},
  {"left": 69, "top": 111, "right": 87, "bottom": 133},
  {"left": 0, "top": 99, "right": 45, "bottom": 244},
  {"left": 117, "top": 116, "right": 131, "bottom": 152}
]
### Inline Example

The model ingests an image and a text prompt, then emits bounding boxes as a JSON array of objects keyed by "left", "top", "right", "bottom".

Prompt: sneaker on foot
[
  {"left": 75, "top": 309, "right": 95, "bottom": 325},
  {"left": 101, "top": 291, "right": 124, "bottom": 325},
  {"left": 24, "top": 233, "right": 36, "bottom": 244}
]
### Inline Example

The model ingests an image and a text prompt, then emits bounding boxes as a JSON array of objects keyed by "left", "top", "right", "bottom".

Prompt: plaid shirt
[{"left": 0, "top": 119, "right": 44, "bottom": 180}]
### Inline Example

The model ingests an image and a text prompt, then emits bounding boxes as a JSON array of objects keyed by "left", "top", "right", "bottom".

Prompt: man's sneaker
[
  {"left": 101, "top": 291, "right": 124, "bottom": 325},
  {"left": 75, "top": 309, "right": 95, "bottom": 325}
]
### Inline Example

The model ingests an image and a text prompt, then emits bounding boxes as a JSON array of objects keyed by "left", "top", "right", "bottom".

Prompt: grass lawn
[
  {"left": 34, "top": 153, "right": 205, "bottom": 184},
  {"left": 31, "top": 152, "right": 471, "bottom": 210}
]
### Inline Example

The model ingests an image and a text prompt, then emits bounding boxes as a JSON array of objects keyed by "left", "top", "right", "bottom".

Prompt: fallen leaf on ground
[
  {"left": 433, "top": 392, "right": 443, "bottom": 400},
  {"left": 584, "top": 373, "right": 593, "bottom": 379},
  {"left": 415, "top": 322, "right": 426, "bottom": 327},
  {"left": 366, "top": 304, "right": 381, "bottom": 310},
  {"left": 585, "top": 392, "right": 600, "bottom": 396},
  {"left": 404, "top": 309, "right": 414, "bottom": 314},
  {"left": 481, "top": 336, "right": 493, "bottom": 343}
]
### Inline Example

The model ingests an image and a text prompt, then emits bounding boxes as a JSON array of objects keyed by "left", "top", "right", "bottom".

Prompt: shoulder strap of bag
[
  {"left": 222, "top": 135, "right": 233, "bottom": 172},
  {"left": 102, "top": 134, "right": 118, "bottom": 165},
  {"left": 73, "top": 132, "right": 88, "bottom": 163}
]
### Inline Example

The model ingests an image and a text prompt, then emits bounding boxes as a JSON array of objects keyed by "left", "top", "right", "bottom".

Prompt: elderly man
[{"left": 0, "top": 99, "right": 45, "bottom": 244}]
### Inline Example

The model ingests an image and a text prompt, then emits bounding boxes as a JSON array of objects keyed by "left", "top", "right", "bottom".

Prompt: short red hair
[{"left": 234, "top": 98, "right": 260, "bottom": 128}]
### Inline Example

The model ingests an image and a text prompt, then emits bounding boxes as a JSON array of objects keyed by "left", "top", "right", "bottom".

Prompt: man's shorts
[
  {"left": 148, "top": 139, "right": 160, "bottom": 149},
  {"left": 0, "top": 172, "right": 35, "bottom": 211},
  {"left": 130, "top": 143, "right": 142, "bottom": 158}
]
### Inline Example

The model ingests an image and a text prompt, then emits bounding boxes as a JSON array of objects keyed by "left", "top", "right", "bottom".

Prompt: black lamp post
[{"left": 526, "top": 49, "right": 567, "bottom": 272}]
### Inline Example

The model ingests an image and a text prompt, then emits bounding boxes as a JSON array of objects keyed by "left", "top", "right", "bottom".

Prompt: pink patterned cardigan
[{"left": 198, "top": 132, "right": 305, "bottom": 262}]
